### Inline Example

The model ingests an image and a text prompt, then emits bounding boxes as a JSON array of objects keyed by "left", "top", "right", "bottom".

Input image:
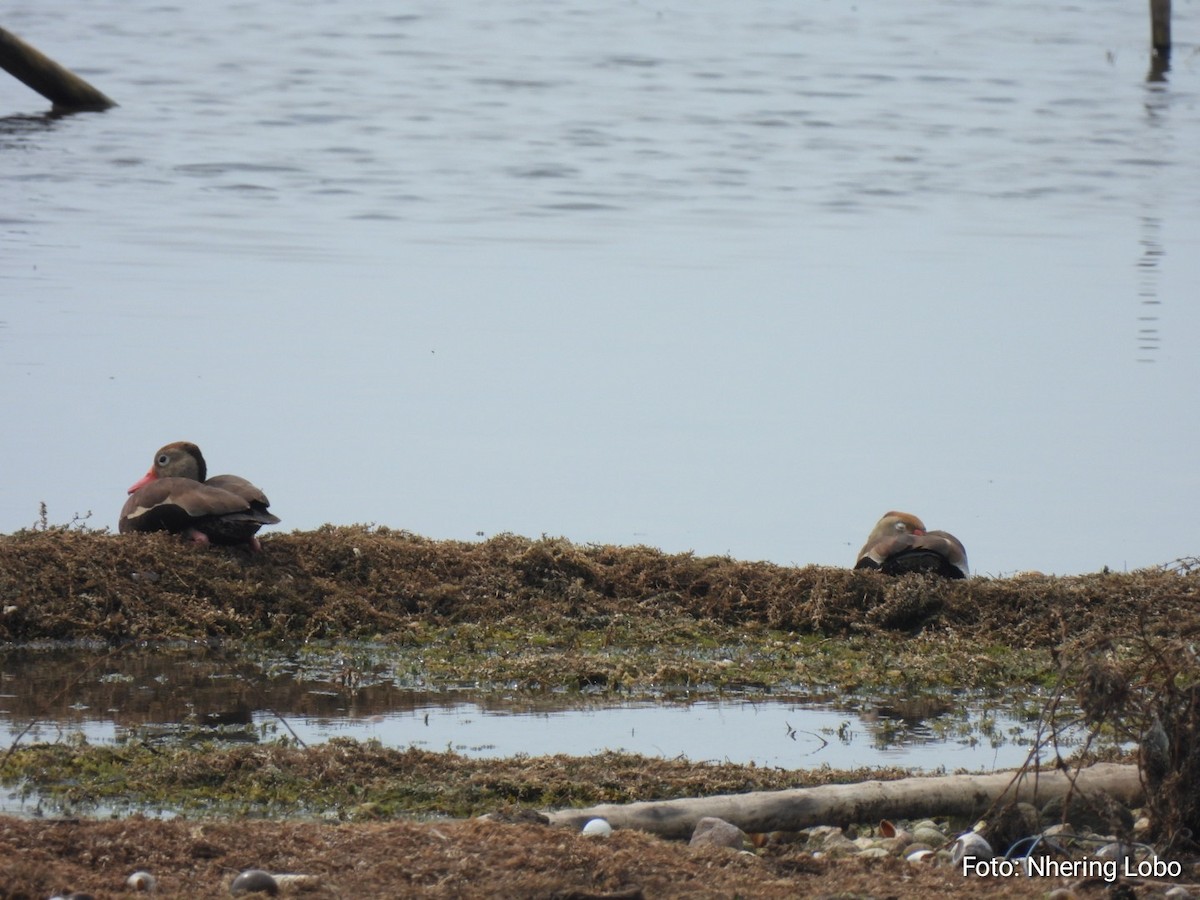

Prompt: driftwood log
[
  {"left": 546, "top": 763, "right": 1143, "bottom": 839},
  {"left": 0, "top": 26, "right": 116, "bottom": 111}
]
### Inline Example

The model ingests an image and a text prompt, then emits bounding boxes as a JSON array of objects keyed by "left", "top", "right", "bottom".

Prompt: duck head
[{"left": 127, "top": 441, "right": 207, "bottom": 493}]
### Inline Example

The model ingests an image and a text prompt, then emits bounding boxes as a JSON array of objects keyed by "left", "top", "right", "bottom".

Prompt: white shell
[
  {"left": 950, "top": 831, "right": 994, "bottom": 865},
  {"left": 127, "top": 870, "right": 157, "bottom": 891},
  {"left": 582, "top": 818, "right": 613, "bottom": 837}
]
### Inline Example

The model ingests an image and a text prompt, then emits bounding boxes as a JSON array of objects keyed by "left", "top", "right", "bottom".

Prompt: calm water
[
  {"left": 3, "top": 1, "right": 1200, "bottom": 577},
  {"left": 0, "top": 646, "right": 1058, "bottom": 779}
]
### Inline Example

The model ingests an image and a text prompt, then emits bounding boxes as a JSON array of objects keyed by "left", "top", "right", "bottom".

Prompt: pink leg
[
  {"left": 247, "top": 536, "right": 263, "bottom": 553},
  {"left": 183, "top": 528, "right": 211, "bottom": 547}
]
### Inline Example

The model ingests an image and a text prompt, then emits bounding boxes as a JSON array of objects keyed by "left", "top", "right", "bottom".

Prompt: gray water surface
[
  {"left": 3, "top": 1, "right": 1199, "bottom": 573},
  {"left": 0, "top": 645, "right": 1058, "bottom": 777}
]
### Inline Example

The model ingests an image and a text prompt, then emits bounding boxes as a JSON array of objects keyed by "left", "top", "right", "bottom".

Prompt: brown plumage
[
  {"left": 119, "top": 442, "right": 279, "bottom": 549},
  {"left": 854, "top": 510, "right": 968, "bottom": 579}
]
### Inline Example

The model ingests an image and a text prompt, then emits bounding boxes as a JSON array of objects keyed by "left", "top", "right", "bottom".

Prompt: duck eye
[{"left": 157, "top": 454, "right": 170, "bottom": 466}]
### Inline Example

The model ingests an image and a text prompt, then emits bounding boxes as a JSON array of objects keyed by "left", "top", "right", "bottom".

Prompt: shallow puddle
[
  {"left": 272, "top": 695, "right": 1047, "bottom": 771},
  {"left": 0, "top": 644, "right": 1066, "bottom": 787}
]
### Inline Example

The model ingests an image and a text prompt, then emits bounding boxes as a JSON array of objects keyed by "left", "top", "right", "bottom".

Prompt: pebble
[
  {"left": 911, "top": 825, "right": 948, "bottom": 848},
  {"left": 820, "top": 832, "right": 862, "bottom": 857},
  {"left": 229, "top": 869, "right": 279, "bottom": 896},
  {"left": 581, "top": 818, "right": 613, "bottom": 837},
  {"left": 689, "top": 817, "right": 746, "bottom": 851},
  {"left": 126, "top": 871, "right": 157, "bottom": 892},
  {"left": 803, "top": 825, "right": 842, "bottom": 845}
]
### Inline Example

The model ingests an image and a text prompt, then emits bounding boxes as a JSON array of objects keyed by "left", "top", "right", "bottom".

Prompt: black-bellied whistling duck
[
  {"left": 854, "top": 511, "right": 968, "bottom": 579},
  {"left": 119, "top": 441, "right": 279, "bottom": 550}
]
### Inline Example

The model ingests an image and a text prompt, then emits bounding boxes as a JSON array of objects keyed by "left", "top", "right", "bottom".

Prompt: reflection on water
[
  {"left": 1146, "top": 46, "right": 1170, "bottom": 85},
  {"left": 0, "top": 645, "right": 1063, "bottom": 777},
  {"left": 1136, "top": 215, "right": 1163, "bottom": 363}
]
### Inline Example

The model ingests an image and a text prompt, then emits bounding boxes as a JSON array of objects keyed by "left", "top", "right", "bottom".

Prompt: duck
[
  {"left": 854, "top": 511, "right": 968, "bottom": 579},
  {"left": 119, "top": 441, "right": 280, "bottom": 550}
]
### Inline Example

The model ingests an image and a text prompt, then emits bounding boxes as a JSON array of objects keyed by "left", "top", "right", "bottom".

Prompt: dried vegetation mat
[{"left": 0, "top": 815, "right": 1080, "bottom": 900}]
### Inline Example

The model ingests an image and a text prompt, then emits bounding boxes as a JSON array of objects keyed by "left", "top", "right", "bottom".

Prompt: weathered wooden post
[
  {"left": 1150, "top": 0, "right": 1172, "bottom": 58},
  {"left": 0, "top": 26, "right": 116, "bottom": 112}
]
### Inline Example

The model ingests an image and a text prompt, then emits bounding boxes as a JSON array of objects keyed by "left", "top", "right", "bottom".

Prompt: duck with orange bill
[{"left": 119, "top": 442, "right": 280, "bottom": 551}]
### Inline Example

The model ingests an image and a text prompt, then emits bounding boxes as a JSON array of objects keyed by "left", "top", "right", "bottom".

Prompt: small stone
[
  {"left": 229, "top": 869, "right": 278, "bottom": 896},
  {"left": 126, "top": 870, "right": 157, "bottom": 891},
  {"left": 689, "top": 817, "right": 747, "bottom": 851},
  {"left": 858, "top": 847, "right": 890, "bottom": 859},
  {"left": 911, "top": 826, "right": 948, "bottom": 847},
  {"left": 802, "top": 825, "right": 842, "bottom": 849},
  {"left": 582, "top": 818, "right": 613, "bottom": 837},
  {"left": 820, "top": 832, "right": 861, "bottom": 856}
]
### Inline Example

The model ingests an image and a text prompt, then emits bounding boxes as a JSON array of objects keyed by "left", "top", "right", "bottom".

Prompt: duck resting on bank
[
  {"left": 119, "top": 441, "right": 280, "bottom": 551},
  {"left": 854, "top": 511, "right": 968, "bottom": 579}
]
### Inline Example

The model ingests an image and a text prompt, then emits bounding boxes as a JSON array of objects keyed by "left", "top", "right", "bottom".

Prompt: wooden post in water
[
  {"left": 0, "top": 26, "right": 116, "bottom": 112},
  {"left": 1149, "top": 0, "right": 1172, "bottom": 57}
]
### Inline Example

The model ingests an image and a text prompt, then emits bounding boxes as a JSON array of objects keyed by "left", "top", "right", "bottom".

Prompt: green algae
[
  {"left": 0, "top": 739, "right": 919, "bottom": 821},
  {"left": 266, "top": 625, "right": 1055, "bottom": 697}
]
